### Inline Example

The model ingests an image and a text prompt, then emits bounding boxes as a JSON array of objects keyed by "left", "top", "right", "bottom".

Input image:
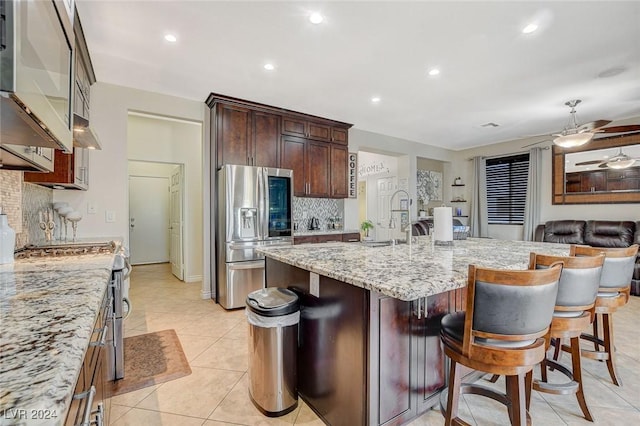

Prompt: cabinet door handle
[
  {"left": 73, "top": 385, "right": 96, "bottom": 426},
  {"left": 416, "top": 298, "right": 422, "bottom": 319}
]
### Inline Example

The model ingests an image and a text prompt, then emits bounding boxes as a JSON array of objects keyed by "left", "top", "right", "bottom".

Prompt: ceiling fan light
[
  {"left": 553, "top": 132, "right": 594, "bottom": 148},
  {"left": 606, "top": 158, "right": 636, "bottom": 169}
]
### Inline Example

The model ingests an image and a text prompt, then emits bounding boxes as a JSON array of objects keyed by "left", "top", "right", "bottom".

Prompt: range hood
[{"left": 73, "top": 114, "right": 102, "bottom": 150}]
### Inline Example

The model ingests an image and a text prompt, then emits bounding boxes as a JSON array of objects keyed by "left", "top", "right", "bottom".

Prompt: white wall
[
  {"left": 53, "top": 82, "right": 206, "bottom": 290},
  {"left": 128, "top": 161, "right": 176, "bottom": 178},
  {"left": 127, "top": 115, "right": 203, "bottom": 282}
]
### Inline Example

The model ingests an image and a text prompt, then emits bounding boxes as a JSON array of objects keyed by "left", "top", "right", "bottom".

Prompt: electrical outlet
[
  {"left": 105, "top": 210, "right": 116, "bottom": 223},
  {"left": 309, "top": 272, "right": 319, "bottom": 297},
  {"left": 87, "top": 203, "right": 96, "bottom": 214}
]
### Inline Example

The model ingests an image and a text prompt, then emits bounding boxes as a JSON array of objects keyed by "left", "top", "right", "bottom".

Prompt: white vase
[{"left": 0, "top": 213, "right": 16, "bottom": 264}]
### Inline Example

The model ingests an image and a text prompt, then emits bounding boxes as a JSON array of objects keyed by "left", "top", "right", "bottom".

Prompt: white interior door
[
  {"left": 129, "top": 176, "right": 170, "bottom": 265},
  {"left": 170, "top": 166, "right": 184, "bottom": 280}
]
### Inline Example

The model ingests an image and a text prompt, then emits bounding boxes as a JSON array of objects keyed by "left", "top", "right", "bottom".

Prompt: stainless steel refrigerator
[{"left": 217, "top": 165, "right": 294, "bottom": 309}]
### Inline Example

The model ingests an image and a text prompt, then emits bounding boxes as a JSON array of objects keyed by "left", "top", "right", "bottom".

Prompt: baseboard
[
  {"left": 185, "top": 275, "right": 202, "bottom": 283},
  {"left": 200, "top": 289, "right": 212, "bottom": 299}
]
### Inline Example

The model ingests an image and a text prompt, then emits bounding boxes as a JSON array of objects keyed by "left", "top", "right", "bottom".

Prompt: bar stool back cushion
[
  {"left": 532, "top": 253, "right": 603, "bottom": 317},
  {"left": 473, "top": 277, "right": 558, "bottom": 345}
]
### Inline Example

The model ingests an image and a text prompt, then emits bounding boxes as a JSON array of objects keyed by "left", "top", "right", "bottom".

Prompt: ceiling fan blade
[
  {"left": 595, "top": 125, "right": 640, "bottom": 133},
  {"left": 521, "top": 139, "right": 550, "bottom": 148},
  {"left": 577, "top": 120, "right": 612, "bottom": 132},
  {"left": 575, "top": 160, "right": 605, "bottom": 166}
]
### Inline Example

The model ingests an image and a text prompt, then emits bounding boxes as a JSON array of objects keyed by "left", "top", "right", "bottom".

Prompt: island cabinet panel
[
  {"left": 265, "top": 257, "right": 456, "bottom": 426},
  {"left": 265, "top": 258, "right": 368, "bottom": 426},
  {"left": 370, "top": 295, "right": 416, "bottom": 426}
]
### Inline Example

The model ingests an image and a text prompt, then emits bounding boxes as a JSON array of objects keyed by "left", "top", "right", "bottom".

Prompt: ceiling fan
[
  {"left": 522, "top": 99, "right": 640, "bottom": 148},
  {"left": 574, "top": 148, "right": 640, "bottom": 170}
]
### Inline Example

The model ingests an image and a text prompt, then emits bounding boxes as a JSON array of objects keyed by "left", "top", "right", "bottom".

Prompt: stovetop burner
[{"left": 15, "top": 242, "right": 117, "bottom": 259}]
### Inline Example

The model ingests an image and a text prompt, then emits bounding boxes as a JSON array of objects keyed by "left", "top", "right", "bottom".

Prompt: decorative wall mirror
[{"left": 552, "top": 133, "right": 640, "bottom": 204}]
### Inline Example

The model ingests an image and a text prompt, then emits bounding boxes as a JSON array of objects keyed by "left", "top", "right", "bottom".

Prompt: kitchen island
[
  {"left": 259, "top": 236, "right": 570, "bottom": 426},
  {"left": 0, "top": 250, "right": 116, "bottom": 426}
]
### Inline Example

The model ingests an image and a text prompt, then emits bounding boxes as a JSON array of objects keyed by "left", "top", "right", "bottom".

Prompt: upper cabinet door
[
  {"left": 252, "top": 111, "right": 280, "bottom": 168},
  {"left": 216, "top": 104, "right": 251, "bottom": 168},
  {"left": 331, "top": 127, "right": 348, "bottom": 145},
  {"left": 282, "top": 117, "right": 307, "bottom": 138},
  {"left": 330, "top": 144, "right": 348, "bottom": 198},
  {"left": 306, "top": 141, "right": 330, "bottom": 198},
  {"left": 308, "top": 122, "right": 331, "bottom": 142},
  {"left": 280, "top": 136, "right": 307, "bottom": 196}
]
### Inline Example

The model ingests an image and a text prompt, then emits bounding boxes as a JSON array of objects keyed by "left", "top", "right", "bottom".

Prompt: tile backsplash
[
  {"left": 0, "top": 170, "right": 52, "bottom": 249},
  {"left": 293, "top": 197, "right": 344, "bottom": 231}
]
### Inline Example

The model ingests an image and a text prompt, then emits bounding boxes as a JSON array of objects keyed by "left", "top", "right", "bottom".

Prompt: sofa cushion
[
  {"left": 584, "top": 220, "right": 635, "bottom": 248},
  {"left": 543, "top": 220, "right": 586, "bottom": 244}
]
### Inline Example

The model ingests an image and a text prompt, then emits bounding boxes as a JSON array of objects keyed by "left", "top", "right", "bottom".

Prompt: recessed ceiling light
[
  {"left": 522, "top": 23, "right": 538, "bottom": 34},
  {"left": 603, "top": 155, "right": 609, "bottom": 159},
  {"left": 371, "top": 97, "right": 381, "bottom": 103},
  {"left": 263, "top": 63, "right": 275, "bottom": 71},
  {"left": 164, "top": 34, "right": 177, "bottom": 43},
  {"left": 309, "top": 12, "right": 324, "bottom": 24},
  {"left": 428, "top": 68, "right": 440, "bottom": 76}
]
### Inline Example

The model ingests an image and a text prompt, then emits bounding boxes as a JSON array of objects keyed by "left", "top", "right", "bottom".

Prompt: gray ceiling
[{"left": 76, "top": 1, "right": 640, "bottom": 150}]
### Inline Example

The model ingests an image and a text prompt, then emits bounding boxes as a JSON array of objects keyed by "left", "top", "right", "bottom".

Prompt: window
[{"left": 486, "top": 154, "right": 529, "bottom": 225}]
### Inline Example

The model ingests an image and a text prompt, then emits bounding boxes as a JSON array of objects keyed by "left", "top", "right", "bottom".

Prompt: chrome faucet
[{"left": 389, "top": 189, "right": 412, "bottom": 250}]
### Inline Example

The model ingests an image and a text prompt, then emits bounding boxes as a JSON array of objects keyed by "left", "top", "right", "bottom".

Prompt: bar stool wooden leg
[
  {"left": 525, "top": 370, "right": 533, "bottom": 412},
  {"left": 570, "top": 336, "right": 594, "bottom": 422},
  {"left": 592, "top": 314, "right": 601, "bottom": 352},
  {"left": 505, "top": 374, "right": 527, "bottom": 426},
  {"left": 602, "top": 313, "right": 622, "bottom": 386},
  {"left": 445, "top": 360, "right": 463, "bottom": 426}
]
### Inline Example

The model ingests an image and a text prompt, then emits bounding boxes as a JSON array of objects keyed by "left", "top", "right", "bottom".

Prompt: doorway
[{"left": 128, "top": 161, "right": 184, "bottom": 281}]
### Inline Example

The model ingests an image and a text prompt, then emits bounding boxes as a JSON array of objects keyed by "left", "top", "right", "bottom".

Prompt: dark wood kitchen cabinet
[
  {"left": 206, "top": 93, "right": 352, "bottom": 196},
  {"left": 213, "top": 103, "right": 281, "bottom": 169},
  {"left": 280, "top": 136, "right": 330, "bottom": 197},
  {"left": 266, "top": 258, "right": 459, "bottom": 426},
  {"left": 282, "top": 116, "right": 349, "bottom": 145},
  {"left": 24, "top": 148, "right": 90, "bottom": 190},
  {"left": 330, "top": 144, "right": 348, "bottom": 198},
  {"left": 65, "top": 289, "right": 110, "bottom": 426}
]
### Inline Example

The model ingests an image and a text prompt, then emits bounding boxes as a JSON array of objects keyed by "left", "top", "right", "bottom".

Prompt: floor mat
[{"left": 110, "top": 329, "right": 191, "bottom": 396}]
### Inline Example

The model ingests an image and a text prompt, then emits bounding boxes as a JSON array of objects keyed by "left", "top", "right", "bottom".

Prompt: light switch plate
[
  {"left": 105, "top": 210, "right": 116, "bottom": 223},
  {"left": 309, "top": 272, "right": 319, "bottom": 297}
]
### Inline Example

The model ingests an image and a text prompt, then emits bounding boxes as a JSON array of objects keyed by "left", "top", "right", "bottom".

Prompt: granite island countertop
[
  {"left": 258, "top": 236, "right": 571, "bottom": 301},
  {"left": 0, "top": 252, "right": 117, "bottom": 426}
]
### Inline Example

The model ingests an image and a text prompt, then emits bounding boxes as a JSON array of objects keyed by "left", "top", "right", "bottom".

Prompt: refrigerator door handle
[{"left": 260, "top": 167, "right": 268, "bottom": 240}]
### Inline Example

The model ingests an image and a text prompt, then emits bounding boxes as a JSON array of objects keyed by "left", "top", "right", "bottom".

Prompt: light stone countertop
[
  {"left": 258, "top": 236, "right": 571, "bottom": 301},
  {"left": 0, "top": 252, "right": 116, "bottom": 426}
]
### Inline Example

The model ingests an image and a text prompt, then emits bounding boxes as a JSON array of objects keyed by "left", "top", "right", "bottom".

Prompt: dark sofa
[{"left": 534, "top": 220, "right": 640, "bottom": 295}]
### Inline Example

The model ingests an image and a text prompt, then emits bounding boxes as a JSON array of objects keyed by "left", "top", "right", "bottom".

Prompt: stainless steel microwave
[{"left": 0, "top": 0, "right": 75, "bottom": 153}]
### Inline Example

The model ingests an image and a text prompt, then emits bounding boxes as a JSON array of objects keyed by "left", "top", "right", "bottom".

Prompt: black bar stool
[
  {"left": 439, "top": 263, "right": 563, "bottom": 426},
  {"left": 570, "top": 244, "right": 639, "bottom": 386},
  {"left": 529, "top": 251, "right": 604, "bottom": 422}
]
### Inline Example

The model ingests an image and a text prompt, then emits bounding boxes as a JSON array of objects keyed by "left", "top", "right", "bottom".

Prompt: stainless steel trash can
[{"left": 246, "top": 287, "right": 299, "bottom": 417}]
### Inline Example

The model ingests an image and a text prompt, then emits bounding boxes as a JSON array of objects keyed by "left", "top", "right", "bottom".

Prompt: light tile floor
[{"left": 111, "top": 263, "right": 640, "bottom": 425}]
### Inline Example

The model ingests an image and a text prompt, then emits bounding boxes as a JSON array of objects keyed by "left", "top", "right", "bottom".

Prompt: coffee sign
[{"left": 348, "top": 153, "right": 357, "bottom": 198}]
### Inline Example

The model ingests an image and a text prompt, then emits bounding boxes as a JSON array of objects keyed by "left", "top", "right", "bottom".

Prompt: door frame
[{"left": 128, "top": 160, "right": 185, "bottom": 280}]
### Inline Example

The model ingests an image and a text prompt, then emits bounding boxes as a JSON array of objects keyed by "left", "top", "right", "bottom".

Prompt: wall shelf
[
  {"left": 454, "top": 215, "right": 469, "bottom": 218},
  {"left": 450, "top": 200, "right": 467, "bottom": 203},
  {"left": 451, "top": 184, "right": 465, "bottom": 187}
]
